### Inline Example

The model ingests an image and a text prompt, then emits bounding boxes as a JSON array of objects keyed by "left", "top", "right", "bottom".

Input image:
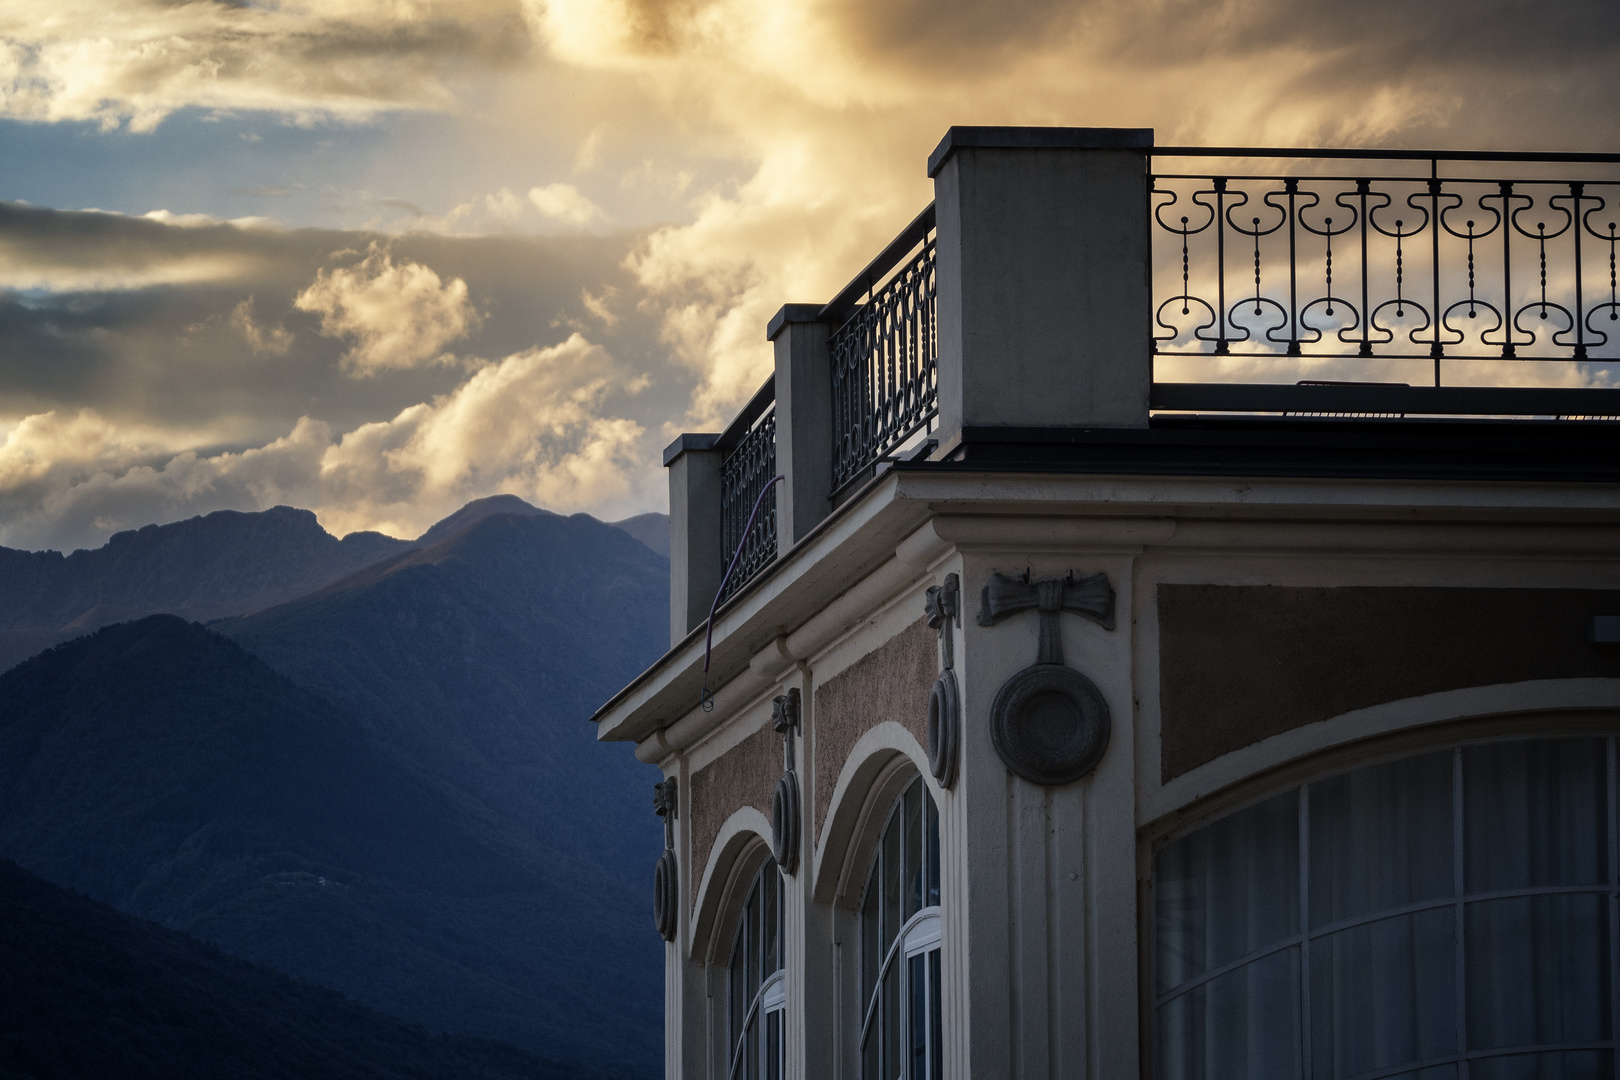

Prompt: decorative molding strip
[
  {"left": 771, "top": 689, "right": 803, "bottom": 875},
  {"left": 925, "top": 573, "right": 961, "bottom": 788},
  {"left": 653, "top": 776, "right": 679, "bottom": 943}
]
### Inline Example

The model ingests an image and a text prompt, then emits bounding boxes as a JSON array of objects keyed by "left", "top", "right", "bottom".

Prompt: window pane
[
  {"left": 862, "top": 1022, "right": 880, "bottom": 1080},
  {"left": 1465, "top": 739, "right": 1607, "bottom": 892},
  {"left": 908, "top": 952, "right": 927, "bottom": 1079},
  {"left": 883, "top": 963, "right": 900, "bottom": 1080},
  {"left": 1156, "top": 947, "right": 1301, "bottom": 1080},
  {"left": 1310, "top": 907, "right": 1456, "bottom": 1078},
  {"left": 862, "top": 860, "right": 881, "bottom": 1008},
  {"left": 1155, "top": 789, "right": 1300, "bottom": 993},
  {"left": 730, "top": 923, "right": 746, "bottom": 1063},
  {"left": 746, "top": 880, "right": 761, "bottom": 1007},
  {"left": 905, "top": 779, "right": 924, "bottom": 920},
  {"left": 884, "top": 804, "right": 902, "bottom": 959},
  {"left": 1309, "top": 750, "right": 1453, "bottom": 928},
  {"left": 1470, "top": 1051, "right": 1611, "bottom": 1080},
  {"left": 929, "top": 949, "right": 942, "bottom": 1080},
  {"left": 765, "top": 1010, "right": 782, "bottom": 1080},
  {"left": 1465, "top": 892, "right": 1611, "bottom": 1050},
  {"left": 745, "top": 1012, "right": 760, "bottom": 1080},
  {"left": 926, "top": 794, "right": 941, "bottom": 909},
  {"left": 763, "top": 866, "right": 779, "bottom": 979}
]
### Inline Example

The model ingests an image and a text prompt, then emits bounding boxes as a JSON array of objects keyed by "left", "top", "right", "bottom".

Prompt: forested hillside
[
  {"left": 0, "top": 615, "right": 662, "bottom": 1075},
  {"left": 0, "top": 858, "right": 618, "bottom": 1080}
]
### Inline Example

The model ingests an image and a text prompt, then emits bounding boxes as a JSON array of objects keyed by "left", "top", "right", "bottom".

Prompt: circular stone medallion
[
  {"left": 653, "top": 848, "right": 678, "bottom": 942},
  {"left": 927, "top": 669, "right": 960, "bottom": 789},
  {"left": 989, "top": 664, "right": 1110, "bottom": 786}
]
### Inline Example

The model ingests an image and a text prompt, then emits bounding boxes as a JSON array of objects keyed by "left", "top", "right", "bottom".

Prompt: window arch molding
[
  {"left": 1149, "top": 678, "right": 1620, "bottom": 826},
  {"left": 692, "top": 805, "right": 774, "bottom": 964},
  {"left": 813, "top": 721, "right": 940, "bottom": 909},
  {"left": 1145, "top": 708, "right": 1620, "bottom": 853}
]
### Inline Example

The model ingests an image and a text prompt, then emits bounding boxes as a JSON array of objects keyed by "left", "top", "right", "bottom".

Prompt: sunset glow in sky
[{"left": 2, "top": 0, "right": 1617, "bottom": 550}]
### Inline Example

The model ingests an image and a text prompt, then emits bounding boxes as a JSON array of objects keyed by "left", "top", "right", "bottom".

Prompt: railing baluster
[
  {"left": 1501, "top": 181, "right": 1516, "bottom": 360},
  {"left": 829, "top": 229, "right": 939, "bottom": 493}
]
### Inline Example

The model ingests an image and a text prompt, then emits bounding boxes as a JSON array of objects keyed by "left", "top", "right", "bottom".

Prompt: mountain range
[
  {"left": 0, "top": 498, "right": 672, "bottom": 1077},
  {"left": 0, "top": 495, "right": 668, "bottom": 675}
]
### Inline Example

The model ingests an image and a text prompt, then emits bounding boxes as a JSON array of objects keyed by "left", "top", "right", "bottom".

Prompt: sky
[{"left": 2, "top": 0, "right": 1619, "bottom": 552}]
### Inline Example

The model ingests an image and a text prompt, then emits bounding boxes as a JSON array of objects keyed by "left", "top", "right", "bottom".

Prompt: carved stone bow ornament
[
  {"left": 978, "top": 571, "right": 1114, "bottom": 786},
  {"left": 770, "top": 688, "right": 802, "bottom": 875},
  {"left": 652, "top": 777, "right": 679, "bottom": 942}
]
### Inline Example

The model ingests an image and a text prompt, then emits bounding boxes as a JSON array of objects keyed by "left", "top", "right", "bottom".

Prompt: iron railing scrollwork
[
  {"left": 1150, "top": 150, "right": 1620, "bottom": 396},
  {"left": 828, "top": 208, "right": 939, "bottom": 492},
  {"left": 718, "top": 404, "right": 777, "bottom": 603}
]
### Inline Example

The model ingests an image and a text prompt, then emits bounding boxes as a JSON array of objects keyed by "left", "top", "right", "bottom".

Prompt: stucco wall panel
[
  {"left": 813, "top": 617, "right": 935, "bottom": 842},
  {"left": 1158, "top": 585, "right": 1620, "bottom": 781},
  {"left": 689, "top": 722, "right": 778, "bottom": 903}
]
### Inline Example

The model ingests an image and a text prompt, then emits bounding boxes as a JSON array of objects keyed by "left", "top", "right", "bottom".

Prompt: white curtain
[{"left": 1154, "top": 738, "right": 1614, "bottom": 1080}]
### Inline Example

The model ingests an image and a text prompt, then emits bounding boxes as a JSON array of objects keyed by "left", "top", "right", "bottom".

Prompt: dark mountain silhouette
[
  {"left": 215, "top": 511, "right": 669, "bottom": 880},
  {"left": 607, "top": 513, "right": 669, "bottom": 558},
  {"left": 0, "top": 616, "right": 661, "bottom": 1076},
  {"left": 0, "top": 498, "right": 668, "bottom": 674},
  {"left": 413, "top": 494, "right": 555, "bottom": 547},
  {"left": 0, "top": 858, "right": 616, "bottom": 1080}
]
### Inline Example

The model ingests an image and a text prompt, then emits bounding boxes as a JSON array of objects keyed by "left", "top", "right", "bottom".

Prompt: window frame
[
  {"left": 727, "top": 855, "right": 786, "bottom": 1080},
  {"left": 858, "top": 774, "right": 943, "bottom": 1080},
  {"left": 1144, "top": 727, "right": 1620, "bottom": 1080}
]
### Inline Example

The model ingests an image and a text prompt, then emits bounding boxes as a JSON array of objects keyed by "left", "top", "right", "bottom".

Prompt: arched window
[
  {"left": 729, "top": 856, "right": 785, "bottom": 1080},
  {"left": 861, "top": 776, "right": 942, "bottom": 1080},
  {"left": 1154, "top": 735, "right": 1620, "bottom": 1080}
]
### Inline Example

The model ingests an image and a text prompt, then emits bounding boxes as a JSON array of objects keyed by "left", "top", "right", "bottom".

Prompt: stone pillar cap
[
  {"left": 927, "top": 126, "right": 1155, "bottom": 177},
  {"left": 662, "top": 432, "right": 720, "bottom": 467},
  {"left": 766, "top": 304, "right": 827, "bottom": 341}
]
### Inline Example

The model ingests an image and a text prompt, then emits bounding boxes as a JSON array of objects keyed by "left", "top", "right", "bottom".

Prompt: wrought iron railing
[
  {"left": 1150, "top": 149, "right": 1620, "bottom": 414},
  {"left": 717, "top": 391, "right": 777, "bottom": 603},
  {"left": 828, "top": 205, "right": 939, "bottom": 492}
]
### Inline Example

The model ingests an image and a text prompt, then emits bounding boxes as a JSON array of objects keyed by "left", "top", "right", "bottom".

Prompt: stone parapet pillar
[
  {"left": 665, "top": 433, "right": 722, "bottom": 646},
  {"left": 929, "top": 126, "right": 1155, "bottom": 449},
  {"left": 768, "top": 304, "right": 835, "bottom": 554}
]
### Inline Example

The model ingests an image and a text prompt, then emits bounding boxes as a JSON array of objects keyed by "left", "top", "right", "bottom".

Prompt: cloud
[
  {"left": 0, "top": 335, "right": 657, "bottom": 552},
  {"left": 295, "top": 244, "right": 479, "bottom": 375},
  {"left": 0, "top": 0, "right": 533, "bottom": 131},
  {"left": 528, "top": 183, "right": 608, "bottom": 227},
  {"left": 229, "top": 298, "right": 293, "bottom": 355}
]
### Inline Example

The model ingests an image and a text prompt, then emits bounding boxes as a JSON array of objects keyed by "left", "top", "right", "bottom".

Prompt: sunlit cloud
[
  {"left": 0, "top": 334, "right": 657, "bottom": 551},
  {"left": 0, "top": 0, "right": 530, "bottom": 131},
  {"left": 295, "top": 244, "right": 479, "bottom": 376}
]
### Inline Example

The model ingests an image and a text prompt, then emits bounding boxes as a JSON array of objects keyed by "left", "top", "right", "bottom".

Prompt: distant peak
[{"left": 413, "top": 495, "right": 554, "bottom": 547}]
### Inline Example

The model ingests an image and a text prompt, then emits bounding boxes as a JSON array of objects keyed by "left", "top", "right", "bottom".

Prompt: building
[{"left": 590, "top": 127, "right": 1620, "bottom": 1080}]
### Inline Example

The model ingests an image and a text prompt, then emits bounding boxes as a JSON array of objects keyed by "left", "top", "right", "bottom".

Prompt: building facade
[{"left": 592, "top": 127, "right": 1620, "bottom": 1080}]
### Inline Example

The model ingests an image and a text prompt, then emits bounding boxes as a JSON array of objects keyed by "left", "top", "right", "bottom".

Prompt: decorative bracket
[
  {"left": 771, "top": 689, "right": 802, "bottom": 875},
  {"left": 924, "top": 573, "right": 961, "bottom": 788},
  {"left": 979, "top": 570, "right": 1113, "bottom": 787},
  {"left": 653, "top": 777, "right": 679, "bottom": 942}
]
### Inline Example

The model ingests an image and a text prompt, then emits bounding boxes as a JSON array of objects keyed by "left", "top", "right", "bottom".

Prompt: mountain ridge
[{"left": 0, "top": 499, "right": 669, "bottom": 674}]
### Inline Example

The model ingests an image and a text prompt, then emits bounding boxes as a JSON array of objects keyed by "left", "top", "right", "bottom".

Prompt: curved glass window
[
  {"left": 1154, "top": 736, "right": 1619, "bottom": 1080},
  {"left": 729, "top": 857, "right": 784, "bottom": 1080},
  {"left": 861, "top": 776, "right": 943, "bottom": 1080}
]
